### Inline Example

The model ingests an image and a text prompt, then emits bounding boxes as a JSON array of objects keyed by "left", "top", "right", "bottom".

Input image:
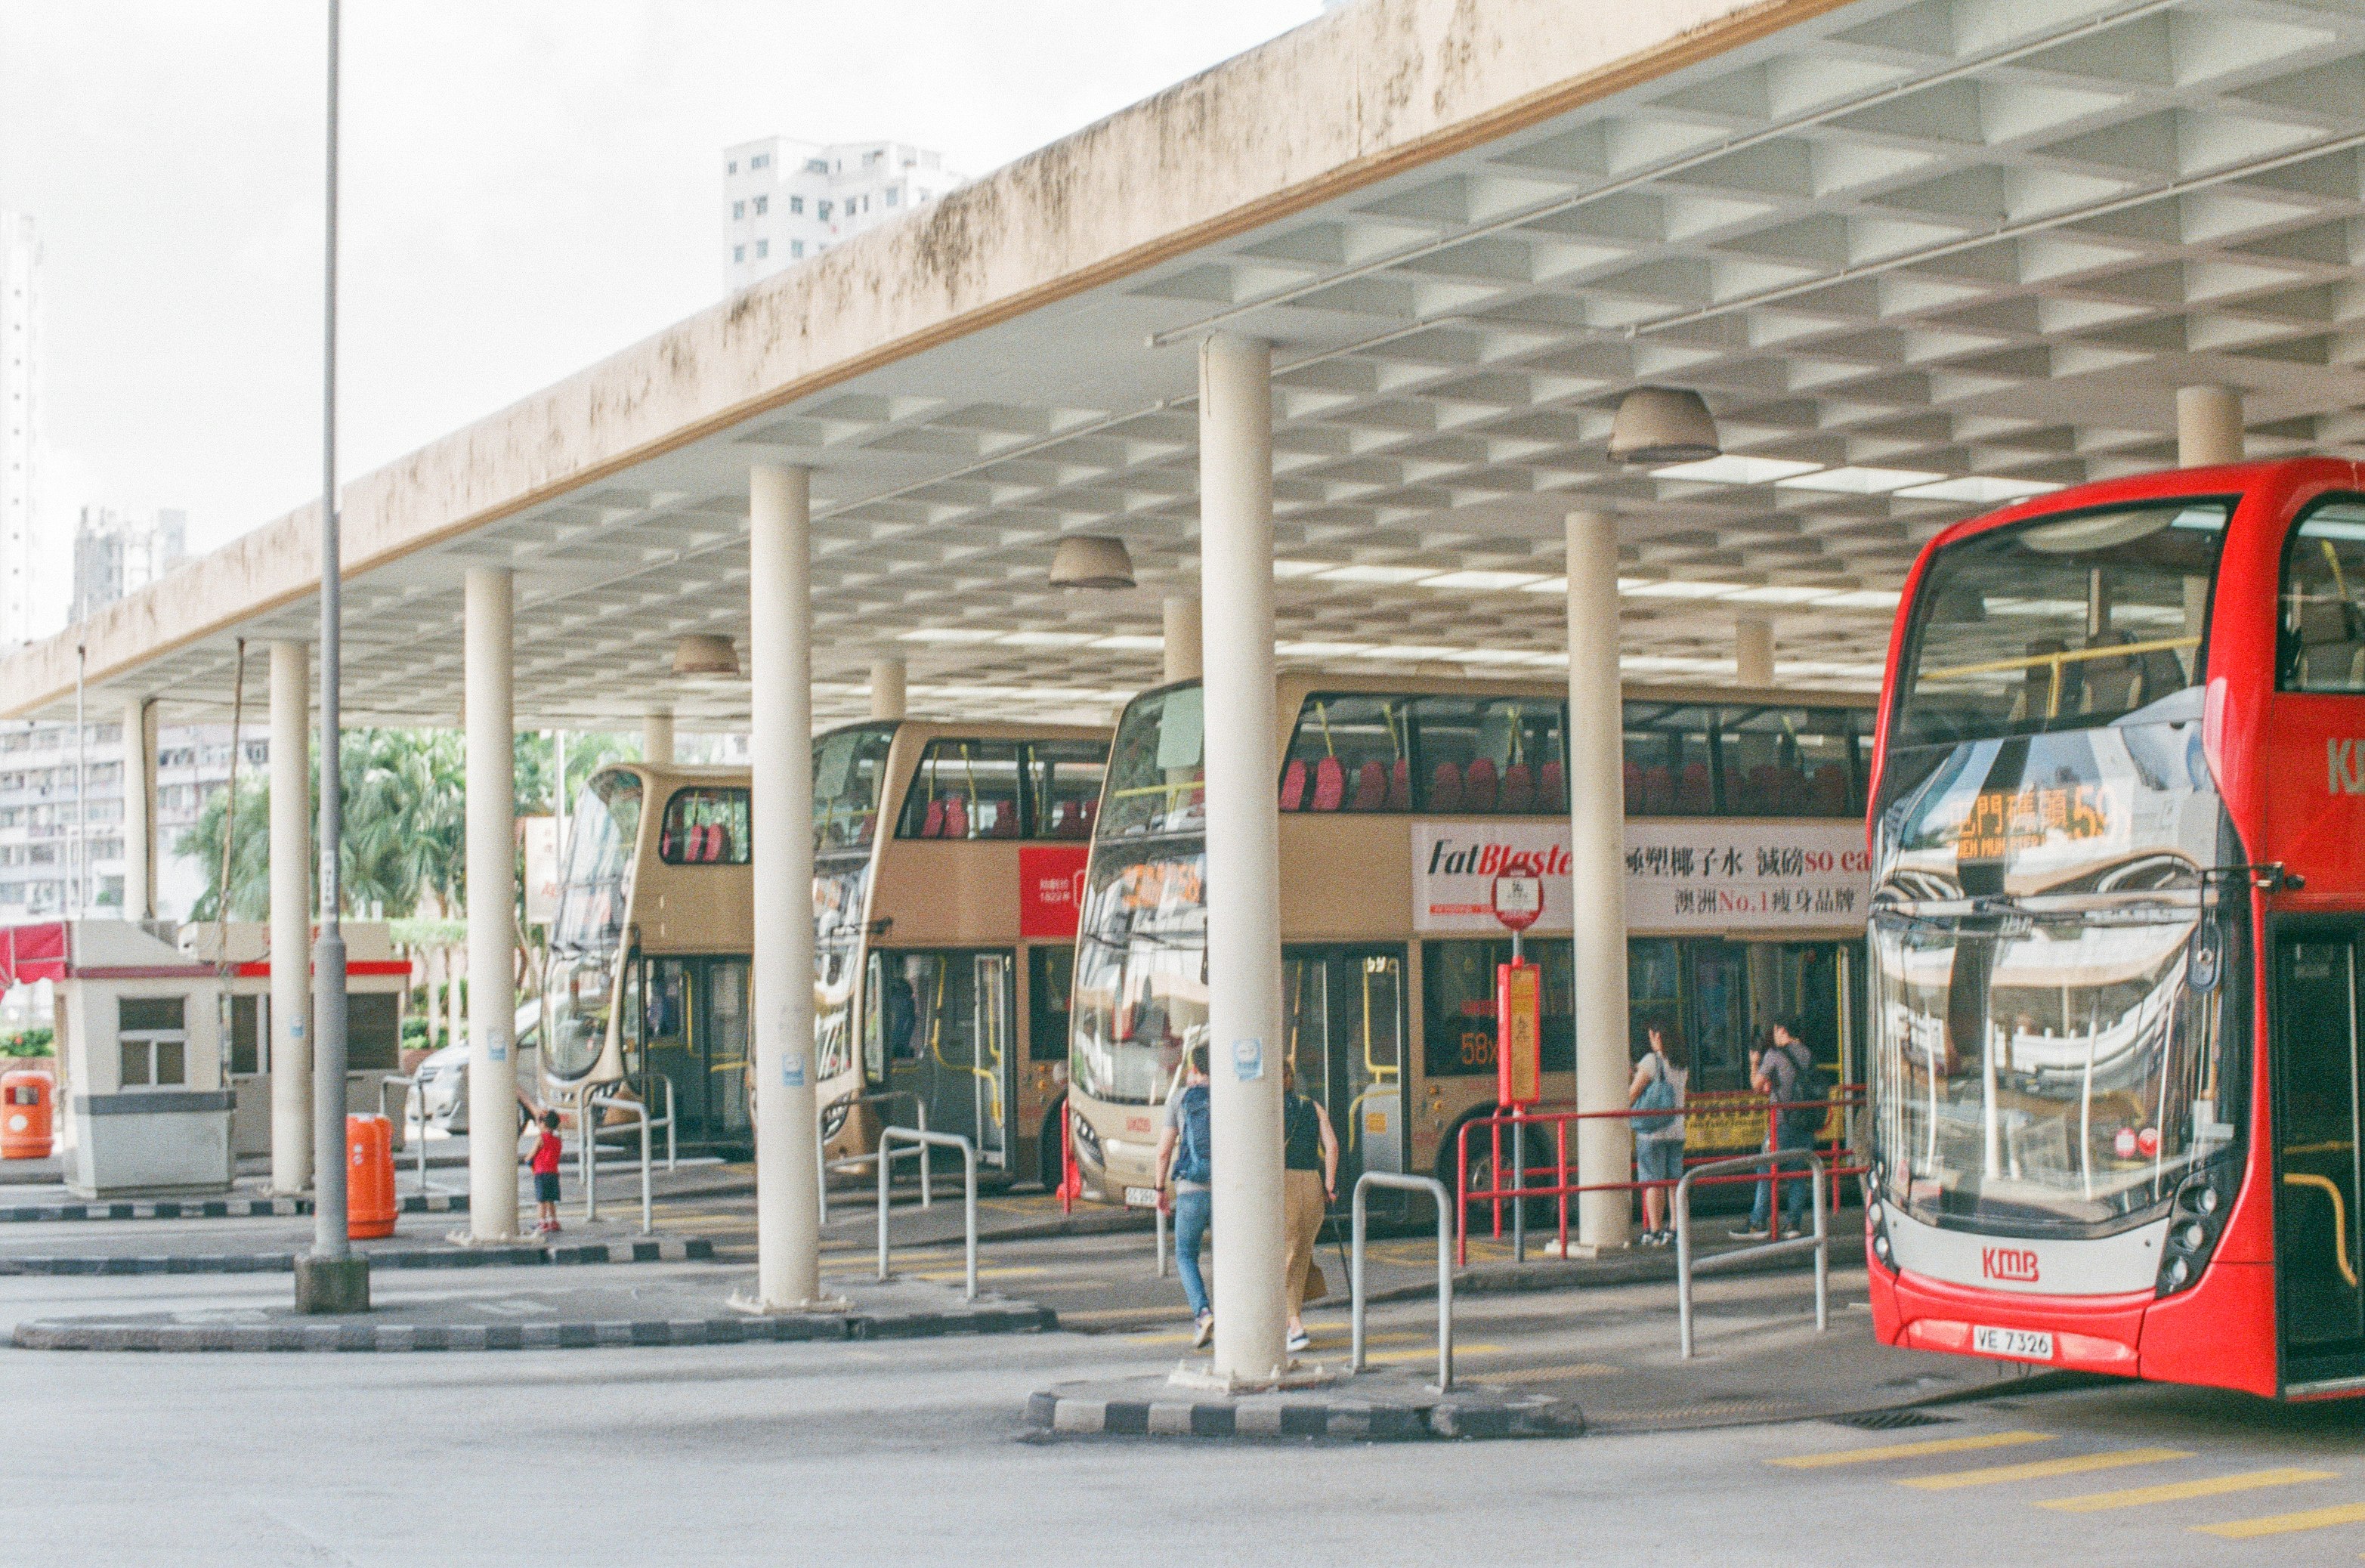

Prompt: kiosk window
[
  {"left": 346, "top": 993, "right": 400, "bottom": 1072},
  {"left": 230, "top": 994, "right": 262, "bottom": 1075},
  {"left": 119, "top": 997, "right": 187, "bottom": 1089}
]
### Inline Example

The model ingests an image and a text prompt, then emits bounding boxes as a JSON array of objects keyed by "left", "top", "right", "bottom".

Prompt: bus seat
[
  {"left": 1540, "top": 760, "right": 1566, "bottom": 812},
  {"left": 660, "top": 831, "right": 677, "bottom": 859},
  {"left": 2080, "top": 631, "right": 2140, "bottom": 715},
  {"left": 1387, "top": 758, "right": 1411, "bottom": 811},
  {"left": 988, "top": 802, "right": 1020, "bottom": 837},
  {"left": 1278, "top": 758, "right": 1308, "bottom": 812},
  {"left": 2135, "top": 646, "right": 2187, "bottom": 704},
  {"left": 1462, "top": 757, "right": 1499, "bottom": 812},
  {"left": 1677, "top": 762, "right": 1712, "bottom": 815},
  {"left": 1312, "top": 756, "right": 1346, "bottom": 812},
  {"left": 1351, "top": 760, "right": 1388, "bottom": 812},
  {"left": 1643, "top": 764, "right": 1674, "bottom": 815},
  {"left": 1810, "top": 765, "right": 1849, "bottom": 815},
  {"left": 922, "top": 799, "right": 946, "bottom": 838},
  {"left": 1742, "top": 763, "right": 1778, "bottom": 815},
  {"left": 943, "top": 798, "right": 969, "bottom": 839},
  {"left": 2294, "top": 600, "right": 2363, "bottom": 688},
  {"left": 1080, "top": 796, "right": 1098, "bottom": 831},
  {"left": 1499, "top": 762, "right": 1534, "bottom": 813},
  {"left": 1427, "top": 762, "right": 1464, "bottom": 813},
  {"left": 1622, "top": 760, "right": 1642, "bottom": 810}
]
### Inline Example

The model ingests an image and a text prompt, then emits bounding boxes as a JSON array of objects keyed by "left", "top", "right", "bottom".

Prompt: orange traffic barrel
[
  {"left": 0, "top": 1070, "right": 51, "bottom": 1160},
  {"left": 347, "top": 1114, "right": 397, "bottom": 1239}
]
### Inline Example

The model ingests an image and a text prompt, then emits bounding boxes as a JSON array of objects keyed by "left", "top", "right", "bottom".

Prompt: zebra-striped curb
[
  {"left": 1021, "top": 1376, "right": 1581, "bottom": 1443},
  {"left": 0, "top": 1192, "right": 470, "bottom": 1223},
  {"left": 0, "top": 1236, "right": 713, "bottom": 1275},
  {"left": 13, "top": 1300, "right": 1056, "bottom": 1353}
]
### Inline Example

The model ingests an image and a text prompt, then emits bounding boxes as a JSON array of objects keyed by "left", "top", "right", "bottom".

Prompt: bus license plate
[
  {"left": 1971, "top": 1325, "right": 2054, "bottom": 1362},
  {"left": 1123, "top": 1186, "right": 1160, "bottom": 1208}
]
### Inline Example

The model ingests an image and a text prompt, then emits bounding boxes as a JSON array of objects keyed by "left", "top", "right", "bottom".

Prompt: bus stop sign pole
[{"left": 1492, "top": 874, "right": 1543, "bottom": 1261}]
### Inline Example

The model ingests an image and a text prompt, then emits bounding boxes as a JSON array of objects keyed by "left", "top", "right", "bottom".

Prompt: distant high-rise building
[
  {"left": 722, "top": 138, "right": 968, "bottom": 293},
  {"left": 72, "top": 506, "right": 187, "bottom": 625},
  {"left": 0, "top": 212, "right": 41, "bottom": 648}
]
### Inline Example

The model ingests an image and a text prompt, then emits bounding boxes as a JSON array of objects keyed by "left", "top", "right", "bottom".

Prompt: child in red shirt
[{"left": 530, "top": 1111, "right": 564, "bottom": 1235}]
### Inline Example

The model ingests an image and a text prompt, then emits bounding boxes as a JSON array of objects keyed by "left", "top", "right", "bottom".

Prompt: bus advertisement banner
[
  {"left": 1017, "top": 844, "right": 1092, "bottom": 939},
  {"left": 1412, "top": 821, "right": 1871, "bottom": 933}
]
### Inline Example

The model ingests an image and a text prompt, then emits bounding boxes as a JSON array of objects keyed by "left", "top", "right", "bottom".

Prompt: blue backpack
[{"left": 1172, "top": 1084, "right": 1212, "bottom": 1186}]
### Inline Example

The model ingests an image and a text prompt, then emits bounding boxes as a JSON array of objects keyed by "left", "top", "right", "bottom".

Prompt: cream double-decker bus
[
  {"left": 543, "top": 722, "right": 1108, "bottom": 1177},
  {"left": 1065, "top": 673, "right": 1877, "bottom": 1210}
]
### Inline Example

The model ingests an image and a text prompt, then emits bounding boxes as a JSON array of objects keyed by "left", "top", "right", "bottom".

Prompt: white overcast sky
[{"left": 0, "top": 2, "right": 1322, "bottom": 555}]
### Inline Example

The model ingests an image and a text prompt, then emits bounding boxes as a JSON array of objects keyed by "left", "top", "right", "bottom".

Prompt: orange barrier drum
[
  {"left": 0, "top": 1070, "right": 51, "bottom": 1160},
  {"left": 347, "top": 1114, "right": 397, "bottom": 1239}
]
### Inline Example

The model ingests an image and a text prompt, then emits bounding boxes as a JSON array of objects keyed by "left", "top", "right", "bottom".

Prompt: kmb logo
[
  {"left": 1981, "top": 1246, "right": 2039, "bottom": 1283},
  {"left": 2329, "top": 738, "right": 2365, "bottom": 796}
]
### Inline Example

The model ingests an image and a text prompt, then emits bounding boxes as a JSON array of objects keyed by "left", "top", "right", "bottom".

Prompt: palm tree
[{"left": 175, "top": 777, "right": 271, "bottom": 922}]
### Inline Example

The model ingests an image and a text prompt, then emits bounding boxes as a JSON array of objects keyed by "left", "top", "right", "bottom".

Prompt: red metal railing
[{"left": 1451, "top": 1090, "right": 1867, "bottom": 1266}]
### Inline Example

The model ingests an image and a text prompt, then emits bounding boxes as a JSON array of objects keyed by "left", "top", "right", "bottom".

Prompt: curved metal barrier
[
  {"left": 1349, "top": 1171, "right": 1454, "bottom": 1391},
  {"left": 583, "top": 1076, "right": 676, "bottom": 1235},
  {"left": 875, "top": 1126, "right": 978, "bottom": 1301},
  {"left": 1673, "top": 1149, "right": 1829, "bottom": 1359}
]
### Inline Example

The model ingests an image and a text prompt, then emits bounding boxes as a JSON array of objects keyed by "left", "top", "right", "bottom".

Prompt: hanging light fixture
[
  {"left": 1608, "top": 387, "right": 1720, "bottom": 465},
  {"left": 672, "top": 633, "right": 740, "bottom": 679},
  {"left": 1049, "top": 535, "right": 1136, "bottom": 590}
]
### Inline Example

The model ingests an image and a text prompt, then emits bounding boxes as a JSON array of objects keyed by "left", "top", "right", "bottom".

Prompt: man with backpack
[
  {"left": 1741, "top": 1021, "right": 1826, "bottom": 1241},
  {"left": 1154, "top": 1041, "right": 1215, "bottom": 1347}
]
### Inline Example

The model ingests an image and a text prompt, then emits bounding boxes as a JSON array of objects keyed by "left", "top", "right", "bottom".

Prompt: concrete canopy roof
[{"left": 12, "top": 0, "right": 2365, "bottom": 730}]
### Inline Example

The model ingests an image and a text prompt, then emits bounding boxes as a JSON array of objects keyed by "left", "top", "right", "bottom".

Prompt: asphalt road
[{"left": 5, "top": 1254, "right": 2365, "bottom": 1568}]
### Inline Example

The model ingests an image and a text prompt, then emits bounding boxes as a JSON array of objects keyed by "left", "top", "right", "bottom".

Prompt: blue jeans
[
  {"left": 1750, "top": 1124, "right": 1815, "bottom": 1231},
  {"left": 1173, "top": 1188, "right": 1213, "bottom": 1318}
]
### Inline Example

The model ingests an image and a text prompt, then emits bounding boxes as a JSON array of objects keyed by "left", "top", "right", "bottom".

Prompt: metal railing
[
  {"left": 1350, "top": 1171, "right": 1455, "bottom": 1392},
  {"left": 875, "top": 1127, "right": 978, "bottom": 1301},
  {"left": 1674, "top": 1150, "right": 1829, "bottom": 1359},
  {"left": 581, "top": 1076, "right": 676, "bottom": 1235},
  {"left": 376, "top": 1074, "right": 459, "bottom": 1197},
  {"left": 817, "top": 1090, "right": 930, "bottom": 1226},
  {"left": 1453, "top": 1091, "right": 1866, "bottom": 1264}
]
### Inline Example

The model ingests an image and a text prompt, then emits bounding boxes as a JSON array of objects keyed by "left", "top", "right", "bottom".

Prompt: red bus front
[{"left": 1866, "top": 457, "right": 2365, "bottom": 1401}]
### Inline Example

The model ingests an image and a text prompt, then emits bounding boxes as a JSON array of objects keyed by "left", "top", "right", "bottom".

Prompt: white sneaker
[
  {"left": 1192, "top": 1313, "right": 1213, "bottom": 1349},
  {"left": 1287, "top": 1328, "right": 1310, "bottom": 1353}
]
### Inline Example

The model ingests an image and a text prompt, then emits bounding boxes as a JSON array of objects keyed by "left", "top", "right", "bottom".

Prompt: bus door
[
  {"left": 2274, "top": 926, "right": 2365, "bottom": 1367},
  {"left": 882, "top": 950, "right": 1015, "bottom": 1172},
  {"left": 1282, "top": 945, "right": 1406, "bottom": 1202},
  {"left": 636, "top": 956, "right": 750, "bottom": 1149}
]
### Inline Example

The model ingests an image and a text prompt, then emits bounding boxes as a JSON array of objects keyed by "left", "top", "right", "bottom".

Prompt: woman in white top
[{"left": 1628, "top": 1024, "right": 1690, "bottom": 1247}]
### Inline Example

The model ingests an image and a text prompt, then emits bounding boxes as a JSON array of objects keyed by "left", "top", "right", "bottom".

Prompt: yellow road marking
[
  {"left": 2193, "top": 1502, "right": 2365, "bottom": 1539},
  {"left": 1362, "top": 1344, "right": 1501, "bottom": 1365},
  {"left": 1899, "top": 1447, "right": 2190, "bottom": 1491},
  {"left": 1059, "top": 1306, "right": 1195, "bottom": 1324},
  {"left": 2042, "top": 1469, "right": 2337, "bottom": 1514},
  {"left": 901, "top": 1266, "right": 1046, "bottom": 1282},
  {"left": 1469, "top": 1362, "right": 1626, "bottom": 1384},
  {"left": 1129, "top": 1328, "right": 1432, "bottom": 1347},
  {"left": 1770, "top": 1431, "right": 2054, "bottom": 1469}
]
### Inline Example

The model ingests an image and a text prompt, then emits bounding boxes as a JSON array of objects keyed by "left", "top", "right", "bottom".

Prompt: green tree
[
  {"left": 176, "top": 776, "right": 271, "bottom": 922},
  {"left": 512, "top": 731, "right": 635, "bottom": 818}
]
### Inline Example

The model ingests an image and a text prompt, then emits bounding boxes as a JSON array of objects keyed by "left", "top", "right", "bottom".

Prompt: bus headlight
[
  {"left": 1866, "top": 1194, "right": 1897, "bottom": 1276},
  {"left": 2156, "top": 1161, "right": 2239, "bottom": 1298},
  {"left": 1068, "top": 1113, "right": 1102, "bottom": 1171}
]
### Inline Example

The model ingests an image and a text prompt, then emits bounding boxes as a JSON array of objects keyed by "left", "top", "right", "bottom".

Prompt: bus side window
[{"left": 2281, "top": 501, "right": 2365, "bottom": 693}]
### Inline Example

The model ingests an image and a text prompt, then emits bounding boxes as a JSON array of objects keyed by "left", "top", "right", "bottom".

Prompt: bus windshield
[
  {"left": 1891, "top": 499, "right": 2232, "bottom": 754},
  {"left": 546, "top": 769, "right": 642, "bottom": 1080},
  {"left": 815, "top": 723, "right": 896, "bottom": 853},
  {"left": 1102, "top": 687, "right": 1203, "bottom": 838},
  {"left": 814, "top": 859, "right": 868, "bottom": 1087},
  {"left": 1071, "top": 841, "right": 1206, "bottom": 1105}
]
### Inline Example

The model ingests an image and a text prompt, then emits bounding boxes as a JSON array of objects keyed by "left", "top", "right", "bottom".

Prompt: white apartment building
[
  {"left": 722, "top": 138, "right": 967, "bottom": 293},
  {"left": 73, "top": 506, "right": 187, "bottom": 625},
  {"left": 0, "top": 212, "right": 42, "bottom": 649}
]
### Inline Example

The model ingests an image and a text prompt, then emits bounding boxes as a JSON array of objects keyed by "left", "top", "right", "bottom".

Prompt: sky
[{"left": 0, "top": 1, "right": 1324, "bottom": 557}]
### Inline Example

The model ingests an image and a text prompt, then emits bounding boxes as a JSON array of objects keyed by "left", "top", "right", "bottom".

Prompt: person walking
[
  {"left": 1154, "top": 1042, "right": 1215, "bottom": 1347},
  {"left": 1279, "top": 1062, "right": 1339, "bottom": 1354},
  {"left": 1628, "top": 1025, "right": 1688, "bottom": 1246},
  {"left": 1742, "top": 1021, "right": 1817, "bottom": 1240}
]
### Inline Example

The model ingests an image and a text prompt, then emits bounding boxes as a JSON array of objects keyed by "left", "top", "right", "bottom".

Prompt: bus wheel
[
  {"left": 1435, "top": 1110, "right": 1557, "bottom": 1229},
  {"left": 1037, "top": 1111, "right": 1066, "bottom": 1194}
]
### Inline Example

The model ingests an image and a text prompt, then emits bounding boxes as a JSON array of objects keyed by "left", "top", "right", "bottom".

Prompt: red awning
[{"left": 0, "top": 924, "right": 67, "bottom": 989}]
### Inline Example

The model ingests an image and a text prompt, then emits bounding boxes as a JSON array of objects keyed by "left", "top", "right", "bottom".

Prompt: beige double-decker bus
[
  {"left": 542, "top": 721, "right": 1108, "bottom": 1175},
  {"left": 1064, "top": 673, "right": 1876, "bottom": 1209}
]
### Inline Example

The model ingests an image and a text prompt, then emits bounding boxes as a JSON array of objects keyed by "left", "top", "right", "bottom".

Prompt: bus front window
[
  {"left": 1071, "top": 844, "right": 1206, "bottom": 1105},
  {"left": 546, "top": 770, "right": 642, "bottom": 1081},
  {"left": 1102, "top": 686, "right": 1204, "bottom": 838},
  {"left": 814, "top": 861, "right": 869, "bottom": 1084},
  {"left": 815, "top": 723, "right": 896, "bottom": 853}
]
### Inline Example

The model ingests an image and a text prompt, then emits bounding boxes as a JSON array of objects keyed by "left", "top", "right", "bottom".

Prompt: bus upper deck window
[
  {"left": 898, "top": 739, "right": 1025, "bottom": 839},
  {"left": 2280, "top": 501, "right": 2365, "bottom": 694},
  {"left": 1026, "top": 740, "right": 1108, "bottom": 839},
  {"left": 659, "top": 787, "right": 751, "bottom": 864}
]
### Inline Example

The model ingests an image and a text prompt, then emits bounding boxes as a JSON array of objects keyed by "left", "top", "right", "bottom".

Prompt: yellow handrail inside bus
[
  {"left": 1921, "top": 634, "right": 2199, "bottom": 685},
  {"left": 2283, "top": 1171, "right": 2359, "bottom": 1289}
]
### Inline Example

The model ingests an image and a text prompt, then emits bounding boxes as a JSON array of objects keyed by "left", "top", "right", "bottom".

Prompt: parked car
[{"left": 410, "top": 1000, "right": 540, "bottom": 1135}]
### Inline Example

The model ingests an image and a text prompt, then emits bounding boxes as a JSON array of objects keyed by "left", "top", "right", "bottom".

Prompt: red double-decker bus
[{"left": 1866, "top": 457, "right": 2365, "bottom": 1400}]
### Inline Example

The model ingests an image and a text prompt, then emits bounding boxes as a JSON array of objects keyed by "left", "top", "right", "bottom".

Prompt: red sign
[
  {"left": 1491, "top": 874, "right": 1543, "bottom": 932},
  {"left": 1018, "top": 846, "right": 1091, "bottom": 939}
]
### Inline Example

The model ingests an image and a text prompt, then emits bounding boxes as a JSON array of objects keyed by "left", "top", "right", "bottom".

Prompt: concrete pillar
[
  {"left": 2178, "top": 385, "right": 2243, "bottom": 468},
  {"left": 268, "top": 642, "right": 312, "bottom": 1194},
  {"left": 464, "top": 567, "right": 519, "bottom": 1240},
  {"left": 750, "top": 462, "right": 823, "bottom": 1307},
  {"left": 1735, "top": 617, "right": 1773, "bottom": 688},
  {"left": 1566, "top": 510, "right": 1634, "bottom": 1252},
  {"left": 641, "top": 709, "right": 674, "bottom": 766},
  {"left": 1162, "top": 596, "right": 1203, "bottom": 685},
  {"left": 1199, "top": 334, "right": 1289, "bottom": 1383},
  {"left": 870, "top": 657, "right": 907, "bottom": 722},
  {"left": 120, "top": 699, "right": 155, "bottom": 921}
]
